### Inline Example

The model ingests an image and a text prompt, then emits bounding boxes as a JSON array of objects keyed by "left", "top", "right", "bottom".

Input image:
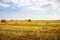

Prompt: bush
[
  {"left": 28, "top": 19, "right": 31, "bottom": 22},
  {"left": 1, "top": 19, "right": 6, "bottom": 23}
]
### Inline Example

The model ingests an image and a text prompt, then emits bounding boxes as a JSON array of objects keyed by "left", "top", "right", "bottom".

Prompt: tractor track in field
[
  {"left": 0, "top": 23, "right": 60, "bottom": 27},
  {"left": 0, "top": 29, "right": 60, "bottom": 33}
]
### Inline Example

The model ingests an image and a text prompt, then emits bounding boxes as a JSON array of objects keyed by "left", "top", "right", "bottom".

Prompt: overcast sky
[{"left": 0, "top": 0, "right": 60, "bottom": 20}]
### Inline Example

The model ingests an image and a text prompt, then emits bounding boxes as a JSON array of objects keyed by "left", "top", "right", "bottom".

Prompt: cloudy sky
[{"left": 0, "top": 0, "right": 60, "bottom": 20}]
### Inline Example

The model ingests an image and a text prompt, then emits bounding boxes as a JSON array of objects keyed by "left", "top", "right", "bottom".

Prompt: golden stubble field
[{"left": 0, "top": 20, "right": 60, "bottom": 40}]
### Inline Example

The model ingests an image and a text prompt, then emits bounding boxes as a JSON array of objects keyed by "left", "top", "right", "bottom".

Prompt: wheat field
[{"left": 0, "top": 20, "right": 60, "bottom": 40}]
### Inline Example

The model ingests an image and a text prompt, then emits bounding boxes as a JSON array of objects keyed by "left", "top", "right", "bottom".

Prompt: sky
[{"left": 0, "top": 0, "right": 60, "bottom": 20}]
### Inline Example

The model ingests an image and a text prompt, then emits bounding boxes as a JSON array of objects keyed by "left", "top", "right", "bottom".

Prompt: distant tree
[
  {"left": 58, "top": 20, "right": 60, "bottom": 21},
  {"left": 25, "top": 19, "right": 27, "bottom": 21},
  {"left": 28, "top": 19, "right": 31, "bottom": 22},
  {"left": 1, "top": 19, "right": 6, "bottom": 23},
  {"left": 10, "top": 20, "right": 13, "bottom": 21}
]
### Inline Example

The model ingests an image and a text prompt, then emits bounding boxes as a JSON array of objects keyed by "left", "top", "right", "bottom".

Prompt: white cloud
[
  {"left": 3, "top": 0, "right": 18, "bottom": 4},
  {"left": 12, "top": 7, "right": 16, "bottom": 9},
  {"left": 0, "top": 2, "right": 10, "bottom": 8},
  {"left": 3, "top": 0, "right": 60, "bottom": 11}
]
